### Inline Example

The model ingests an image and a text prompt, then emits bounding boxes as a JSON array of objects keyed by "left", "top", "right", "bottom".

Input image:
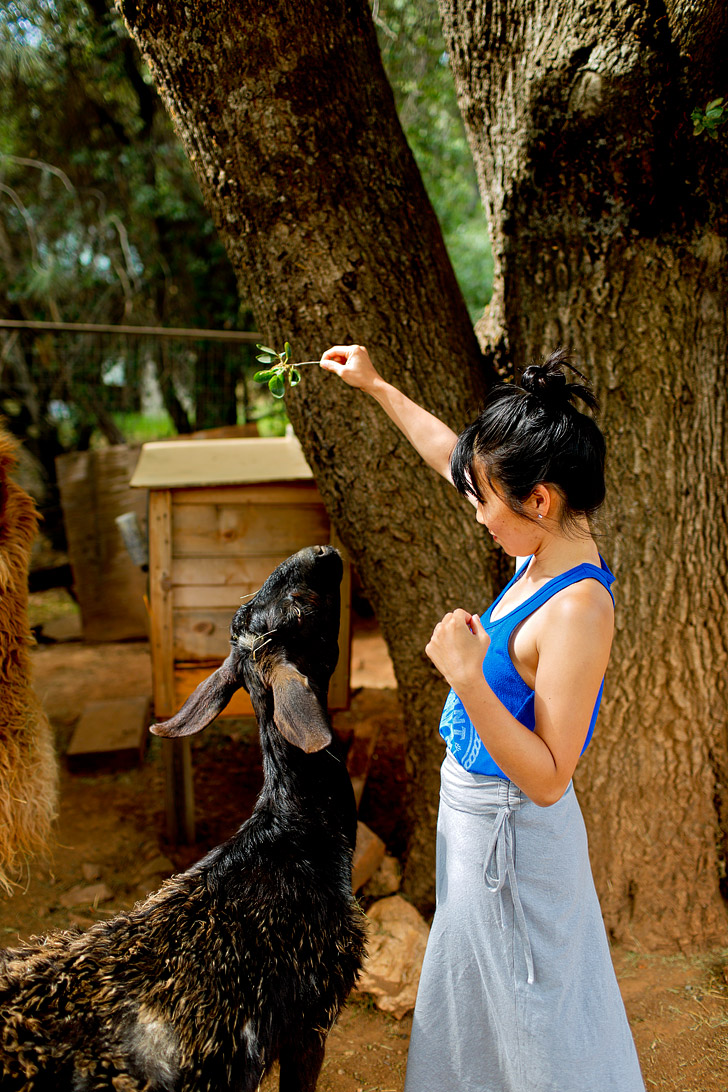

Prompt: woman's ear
[{"left": 527, "top": 484, "right": 551, "bottom": 520}]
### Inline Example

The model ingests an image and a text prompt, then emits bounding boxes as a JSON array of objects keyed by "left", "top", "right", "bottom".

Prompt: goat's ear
[
  {"left": 270, "top": 662, "right": 332, "bottom": 753},
  {"left": 151, "top": 649, "right": 244, "bottom": 737}
]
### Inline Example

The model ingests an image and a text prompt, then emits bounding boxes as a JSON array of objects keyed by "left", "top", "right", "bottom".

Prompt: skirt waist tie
[{"left": 483, "top": 795, "right": 535, "bottom": 985}]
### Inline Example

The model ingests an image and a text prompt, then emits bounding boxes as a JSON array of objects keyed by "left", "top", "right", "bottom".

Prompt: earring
[{"left": 538, "top": 514, "right": 543, "bottom": 519}]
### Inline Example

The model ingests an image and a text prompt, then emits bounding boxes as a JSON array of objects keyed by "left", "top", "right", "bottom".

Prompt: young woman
[{"left": 320, "top": 344, "right": 645, "bottom": 1092}]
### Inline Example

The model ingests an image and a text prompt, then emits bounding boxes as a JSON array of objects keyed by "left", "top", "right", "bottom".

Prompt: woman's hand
[
  {"left": 320, "top": 344, "right": 381, "bottom": 392},
  {"left": 425, "top": 609, "right": 490, "bottom": 691}
]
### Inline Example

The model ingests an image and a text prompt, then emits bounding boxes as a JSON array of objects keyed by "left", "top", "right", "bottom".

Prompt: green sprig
[
  {"left": 692, "top": 97, "right": 727, "bottom": 140},
  {"left": 253, "top": 342, "right": 318, "bottom": 398}
]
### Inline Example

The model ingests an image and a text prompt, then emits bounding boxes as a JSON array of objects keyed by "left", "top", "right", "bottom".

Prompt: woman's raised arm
[{"left": 320, "top": 344, "right": 459, "bottom": 483}]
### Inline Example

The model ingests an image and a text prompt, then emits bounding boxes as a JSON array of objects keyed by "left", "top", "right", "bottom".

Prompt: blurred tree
[
  {"left": 372, "top": 0, "right": 492, "bottom": 320},
  {"left": 0, "top": 0, "right": 243, "bottom": 496}
]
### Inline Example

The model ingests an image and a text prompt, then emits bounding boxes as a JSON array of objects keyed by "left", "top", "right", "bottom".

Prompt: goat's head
[{"left": 151, "top": 545, "right": 343, "bottom": 753}]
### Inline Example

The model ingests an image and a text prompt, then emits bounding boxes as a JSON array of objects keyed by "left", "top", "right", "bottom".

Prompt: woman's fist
[
  {"left": 320, "top": 344, "right": 380, "bottom": 392},
  {"left": 425, "top": 609, "right": 490, "bottom": 690}
]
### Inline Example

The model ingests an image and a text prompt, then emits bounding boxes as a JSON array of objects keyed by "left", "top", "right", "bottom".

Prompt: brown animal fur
[{"left": 0, "top": 426, "right": 58, "bottom": 893}]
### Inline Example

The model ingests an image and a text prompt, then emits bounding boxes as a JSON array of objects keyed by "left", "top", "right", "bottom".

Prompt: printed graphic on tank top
[{"left": 439, "top": 555, "right": 615, "bottom": 777}]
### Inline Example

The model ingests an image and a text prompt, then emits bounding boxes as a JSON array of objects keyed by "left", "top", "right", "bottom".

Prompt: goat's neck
[{"left": 257, "top": 717, "right": 357, "bottom": 849}]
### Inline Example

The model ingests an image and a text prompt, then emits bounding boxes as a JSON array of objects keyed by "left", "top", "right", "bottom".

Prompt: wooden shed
[{"left": 130, "top": 433, "right": 351, "bottom": 721}]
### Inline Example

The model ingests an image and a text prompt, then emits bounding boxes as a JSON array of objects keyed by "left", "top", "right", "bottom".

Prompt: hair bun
[
  {"left": 520, "top": 350, "right": 599, "bottom": 412},
  {"left": 521, "top": 364, "right": 567, "bottom": 402}
]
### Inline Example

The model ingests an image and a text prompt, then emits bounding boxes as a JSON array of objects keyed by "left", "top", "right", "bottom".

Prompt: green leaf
[
  {"left": 289, "top": 367, "right": 302, "bottom": 387},
  {"left": 269, "top": 373, "right": 286, "bottom": 398},
  {"left": 255, "top": 351, "right": 279, "bottom": 365},
  {"left": 256, "top": 343, "right": 279, "bottom": 356},
  {"left": 253, "top": 369, "right": 277, "bottom": 382},
  {"left": 284, "top": 341, "right": 292, "bottom": 363},
  {"left": 705, "top": 97, "right": 724, "bottom": 112}
]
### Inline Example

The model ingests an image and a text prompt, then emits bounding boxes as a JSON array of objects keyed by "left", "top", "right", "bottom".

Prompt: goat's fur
[
  {"left": 0, "top": 426, "right": 58, "bottom": 894},
  {"left": 0, "top": 545, "right": 367, "bottom": 1091}
]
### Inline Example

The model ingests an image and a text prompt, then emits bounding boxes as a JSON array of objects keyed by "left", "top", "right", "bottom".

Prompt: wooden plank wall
[{"left": 149, "top": 481, "right": 351, "bottom": 718}]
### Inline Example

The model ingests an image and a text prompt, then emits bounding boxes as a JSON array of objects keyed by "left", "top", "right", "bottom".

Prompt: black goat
[{"left": 0, "top": 545, "right": 367, "bottom": 1092}]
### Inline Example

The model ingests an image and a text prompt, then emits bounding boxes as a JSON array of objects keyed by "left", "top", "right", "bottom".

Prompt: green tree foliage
[
  {"left": 0, "top": 0, "right": 490, "bottom": 486},
  {"left": 372, "top": 0, "right": 492, "bottom": 320},
  {"left": 0, "top": 0, "right": 239, "bottom": 327},
  {"left": 0, "top": 0, "right": 245, "bottom": 469}
]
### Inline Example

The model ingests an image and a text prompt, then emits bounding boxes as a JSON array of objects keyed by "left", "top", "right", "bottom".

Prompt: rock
[
  {"left": 356, "top": 895, "right": 430, "bottom": 1019},
  {"left": 134, "top": 854, "right": 175, "bottom": 881},
  {"left": 351, "top": 821, "right": 385, "bottom": 892},
  {"left": 59, "top": 882, "right": 114, "bottom": 909},
  {"left": 68, "top": 912, "right": 96, "bottom": 930},
  {"left": 362, "top": 853, "right": 401, "bottom": 898}
]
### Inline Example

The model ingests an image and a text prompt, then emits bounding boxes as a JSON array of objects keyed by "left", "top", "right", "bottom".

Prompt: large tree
[
  {"left": 118, "top": 0, "right": 728, "bottom": 945},
  {"left": 438, "top": 0, "right": 728, "bottom": 949}
]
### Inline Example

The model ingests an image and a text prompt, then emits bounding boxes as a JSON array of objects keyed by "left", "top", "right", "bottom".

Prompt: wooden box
[{"left": 131, "top": 434, "right": 351, "bottom": 720}]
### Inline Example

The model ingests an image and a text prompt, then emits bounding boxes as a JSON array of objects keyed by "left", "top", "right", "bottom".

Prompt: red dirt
[{"left": 1, "top": 600, "right": 727, "bottom": 1091}]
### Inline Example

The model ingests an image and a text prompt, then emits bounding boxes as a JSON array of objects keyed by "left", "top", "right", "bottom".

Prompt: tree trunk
[
  {"left": 117, "top": 0, "right": 509, "bottom": 909},
  {"left": 439, "top": 0, "right": 728, "bottom": 947}
]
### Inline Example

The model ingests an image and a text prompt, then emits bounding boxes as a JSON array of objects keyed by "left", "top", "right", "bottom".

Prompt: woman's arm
[
  {"left": 320, "top": 344, "right": 459, "bottom": 483},
  {"left": 426, "top": 585, "right": 614, "bottom": 806}
]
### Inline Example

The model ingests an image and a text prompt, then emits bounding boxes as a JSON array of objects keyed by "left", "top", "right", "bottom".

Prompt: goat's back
[{"left": 0, "top": 825, "right": 366, "bottom": 1091}]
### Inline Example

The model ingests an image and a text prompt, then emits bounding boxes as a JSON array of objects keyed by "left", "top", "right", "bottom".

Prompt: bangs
[{"left": 450, "top": 421, "right": 486, "bottom": 502}]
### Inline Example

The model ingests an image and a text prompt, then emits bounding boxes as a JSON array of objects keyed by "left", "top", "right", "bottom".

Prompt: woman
[{"left": 320, "top": 344, "right": 645, "bottom": 1092}]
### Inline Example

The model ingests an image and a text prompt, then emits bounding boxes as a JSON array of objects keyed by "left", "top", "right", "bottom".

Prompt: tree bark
[
  {"left": 117, "top": 0, "right": 508, "bottom": 909},
  {"left": 439, "top": 0, "right": 728, "bottom": 947}
]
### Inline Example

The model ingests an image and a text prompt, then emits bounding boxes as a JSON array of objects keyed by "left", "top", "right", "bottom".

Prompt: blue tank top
[{"left": 439, "top": 555, "right": 615, "bottom": 777}]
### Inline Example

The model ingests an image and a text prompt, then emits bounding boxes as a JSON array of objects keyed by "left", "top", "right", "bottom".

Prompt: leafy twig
[
  {"left": 253, "top": 342, "right": 319, "bottom": 398},
  {"left": 692, "top": 97, "right": 727, "bottom": 140}
]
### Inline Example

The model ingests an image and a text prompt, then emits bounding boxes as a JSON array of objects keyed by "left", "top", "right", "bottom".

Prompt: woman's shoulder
[{"left": 538, "top": 574, "right": 614, "bottom": 636}]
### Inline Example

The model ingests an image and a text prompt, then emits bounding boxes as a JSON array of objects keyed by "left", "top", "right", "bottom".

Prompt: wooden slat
[
  {"left": 173, "top": 608, "right": 232, "bottom": 660},
  {"left": 162, "top": 738, "right": 196, "bottom": 845},
  {"left": 173, "top": 584, "right": 262, "bottom": 609},
  {"left": 175, "top": 482, "right": 321, "bottom": 506},
  {"left": 148, "top": 490, "right": 175, "bottom": 717},
  {"left": 173, "top": 655, "right": 350, "bottom": 716},
  {"left": 170, "top": 555, "right": 290, "bottom": 590},
  {"left": 174, "top": 666, "right": 255, "bottom": 717},
  {"left": 172, "top": 503, "right": 330, "bottom": 557}
]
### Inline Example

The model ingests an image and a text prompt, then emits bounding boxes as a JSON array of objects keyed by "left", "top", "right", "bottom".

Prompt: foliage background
[{"left": 0, "top": 0, "right": 492, "bottom": 477}]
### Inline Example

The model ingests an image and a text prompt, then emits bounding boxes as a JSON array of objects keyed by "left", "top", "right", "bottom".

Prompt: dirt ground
[{"left": 2, "top": 591, "right": 728, "bottom": 1091}]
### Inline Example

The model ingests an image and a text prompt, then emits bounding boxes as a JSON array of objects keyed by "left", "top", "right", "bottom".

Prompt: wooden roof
[{"left": 130, "top": 434, "right": 314, "bottom": 489}]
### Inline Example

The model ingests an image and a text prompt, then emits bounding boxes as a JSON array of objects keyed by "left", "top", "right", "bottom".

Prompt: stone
[
  {"left": 134, "top": 854, "right": 175, "bottom": 880},
  {"left": 356, "top": 895, "right": 430, "bottom": 1019},
  {"left": 362, "top": 853, "right": 401, "bottom": 898},
  {"left": 59, "top": 882, "right": 114, "bottom": 909},
  {"left": 351, "top": 821, "right": 385, "bottom": 892}
]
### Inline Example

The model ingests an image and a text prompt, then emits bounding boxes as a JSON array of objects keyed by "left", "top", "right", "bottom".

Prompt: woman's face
[{"left": 473, "top": 472, "right": 542, "bottom": 557}]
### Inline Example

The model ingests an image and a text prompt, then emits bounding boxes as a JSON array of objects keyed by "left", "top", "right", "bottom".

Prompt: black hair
[{"left": 450, "top": 348, "right": 606, "bottom": 535}]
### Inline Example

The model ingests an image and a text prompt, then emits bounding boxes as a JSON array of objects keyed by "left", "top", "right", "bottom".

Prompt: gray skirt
[{"left": 404, "top": 750, "right": 645, "bottom": 1092}]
